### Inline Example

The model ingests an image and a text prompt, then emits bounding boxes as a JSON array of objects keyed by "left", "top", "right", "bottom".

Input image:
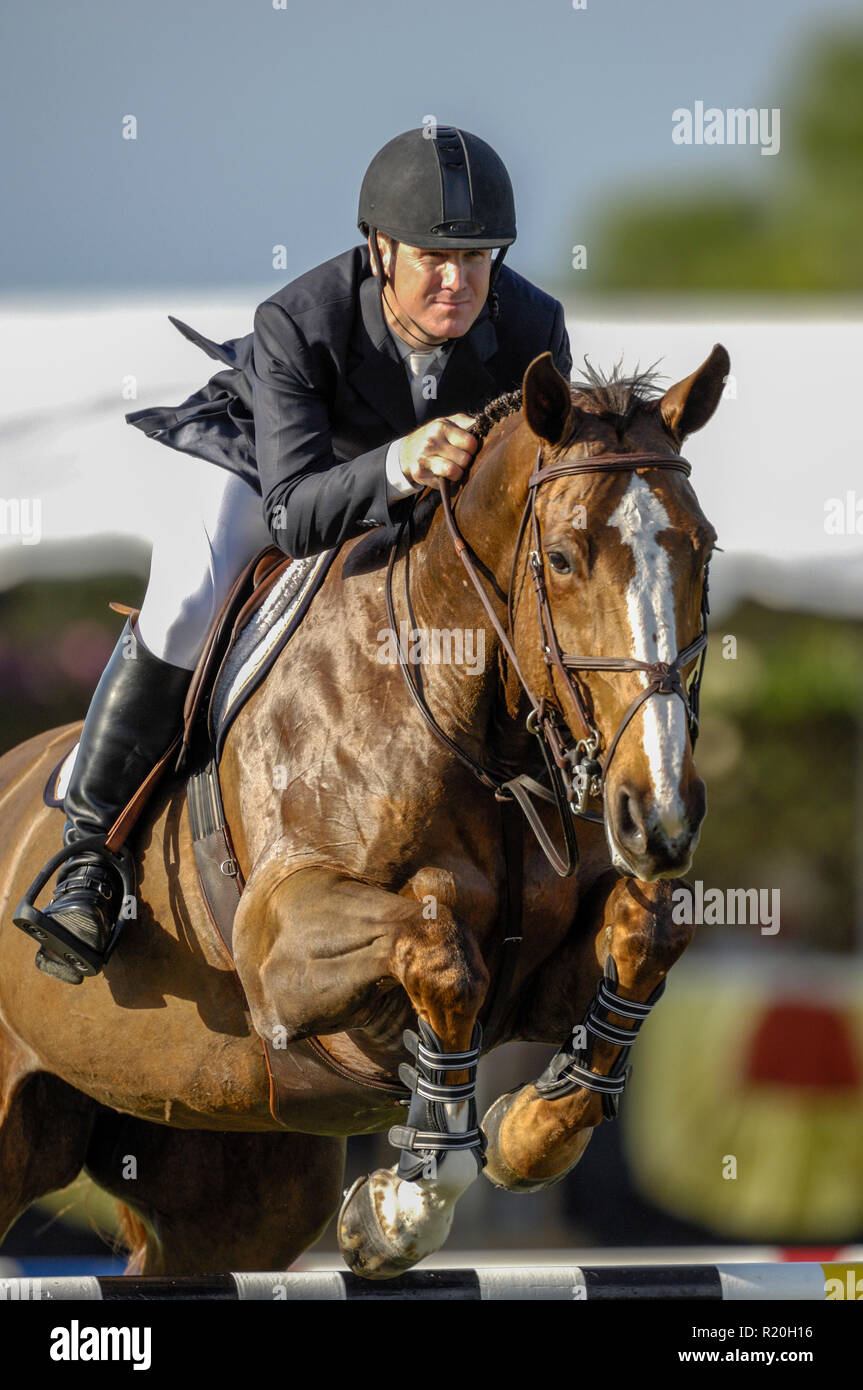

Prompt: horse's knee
[
  {"left": 390, "top": 902, "right": 489, "bottom": 1036},
  {"left": 609, "top": 877, "right": 694, "bottom": 977}
]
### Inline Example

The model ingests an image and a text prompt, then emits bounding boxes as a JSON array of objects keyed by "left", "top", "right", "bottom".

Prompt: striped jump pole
[{"left": 1, "top": 1263, "right": 860, "bottom": 1301}]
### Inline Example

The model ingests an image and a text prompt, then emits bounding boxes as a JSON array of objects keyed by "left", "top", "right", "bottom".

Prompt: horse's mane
[
  {"left": 350, "top": 358, "right": 671, "bottom": 564},
  {"left": 470, "top": 389, "right": 523, "bottom": 442},
  {"left": 469, "top": 356, "right": 668, "bottom": 446}
]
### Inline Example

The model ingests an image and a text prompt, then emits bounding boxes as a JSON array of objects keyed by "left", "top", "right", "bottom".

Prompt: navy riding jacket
[{"left": 126, "top": 243, "right": 572, "bottom": 558}]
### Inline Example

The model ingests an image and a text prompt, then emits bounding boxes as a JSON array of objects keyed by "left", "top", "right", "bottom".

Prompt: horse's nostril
[{"left": 616, "top": 786, "right": 647, "bottom": 853}]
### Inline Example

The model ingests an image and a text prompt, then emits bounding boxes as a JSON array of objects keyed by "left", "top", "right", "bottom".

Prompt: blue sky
[{"left": 3, "top": 0, "right": 861, "bottom": 292}]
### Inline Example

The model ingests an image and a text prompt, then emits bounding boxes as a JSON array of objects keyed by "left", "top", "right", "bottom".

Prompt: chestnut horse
[{"left": 0, "top": 346, "right": 727, "bottom": 1278}]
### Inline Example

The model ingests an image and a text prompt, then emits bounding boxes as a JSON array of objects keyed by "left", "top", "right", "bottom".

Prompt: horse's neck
[{"left": 406, "top": 425, "right": 534, "bottom": 766}]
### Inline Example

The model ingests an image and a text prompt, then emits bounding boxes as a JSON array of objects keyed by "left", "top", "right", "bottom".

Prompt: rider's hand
[{"left": 397, "top": 413, "right": 479, "bottom": 490}]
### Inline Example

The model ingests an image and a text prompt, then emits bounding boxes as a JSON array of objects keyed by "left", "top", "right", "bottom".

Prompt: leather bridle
[{"left": 385, "top": 441, "right": 710, "bottom": 878}]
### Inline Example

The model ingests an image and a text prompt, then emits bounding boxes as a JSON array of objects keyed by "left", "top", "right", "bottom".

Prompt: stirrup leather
[
  {"left": 12, "top": 834, "right": 136, "bottom": 977},
  {"left": 534, "top": 956, "right": 666, "bottom": 1119},
  {"left": 388, "top": 1019, "right": 486, "bottom": 1180}
]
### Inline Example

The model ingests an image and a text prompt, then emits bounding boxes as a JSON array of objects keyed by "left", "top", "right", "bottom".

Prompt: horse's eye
[{"left": 547, "top": 551, "right": 571, "bottom": 574}]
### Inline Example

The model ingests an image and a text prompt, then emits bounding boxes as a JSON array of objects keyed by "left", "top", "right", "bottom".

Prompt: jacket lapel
[
  {"left": 432, "top": 311, "right": 498, "bottom": 419},
  {"left": 347, "top": 275, "right": 417, "bottom": 437}
]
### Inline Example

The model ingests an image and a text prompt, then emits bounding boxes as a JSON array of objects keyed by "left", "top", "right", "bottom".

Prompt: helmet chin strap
[
  {"left": 488, "top": 245, "right": 507, "bottom": 322},
  {"left": 368, "top": 228, "right": 441, "bottom": 349},
  {"left": 382, "top": 283, "right": 448, "bottom": 350}
]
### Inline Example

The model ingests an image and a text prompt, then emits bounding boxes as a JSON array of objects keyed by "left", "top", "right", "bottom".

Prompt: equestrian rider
[{"left": 19, "top": 124, "right": 572, "bottom": 983}]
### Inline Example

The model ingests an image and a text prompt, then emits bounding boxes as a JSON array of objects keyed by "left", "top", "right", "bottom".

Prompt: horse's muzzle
[{"left": 607, "top": 776, "right": 706, "bottom": 881}]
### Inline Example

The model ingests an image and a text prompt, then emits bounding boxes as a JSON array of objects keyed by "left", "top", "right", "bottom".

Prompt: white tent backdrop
[{"left": 1, "top": 296, "right": 861, "bottom": 617}]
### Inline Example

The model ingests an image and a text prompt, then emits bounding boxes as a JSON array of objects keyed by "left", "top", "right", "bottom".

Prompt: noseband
[{"left": 386, "top": 442, "right": 710, "bottom": 877}]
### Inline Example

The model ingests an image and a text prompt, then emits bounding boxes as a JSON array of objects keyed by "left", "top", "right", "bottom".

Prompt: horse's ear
[
  {"left": 523, "top": 352, "right": 573, "bottom": 446},
  {"left": 659, "top": 344, "right": 730, "bottom": 441}
]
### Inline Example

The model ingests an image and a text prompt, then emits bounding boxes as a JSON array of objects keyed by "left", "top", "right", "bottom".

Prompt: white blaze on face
[{"left": 605, "top": 476, "right": 688, "bottom": 835}]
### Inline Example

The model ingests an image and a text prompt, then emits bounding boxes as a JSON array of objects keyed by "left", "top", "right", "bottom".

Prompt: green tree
[{"left": 581, "top": 28, "right": 863, "bottom": 293}]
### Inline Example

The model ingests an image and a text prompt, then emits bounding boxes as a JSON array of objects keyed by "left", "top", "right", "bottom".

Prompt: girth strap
[{"left": 481, "top": 796, "right": 525, "bottom": 1043}]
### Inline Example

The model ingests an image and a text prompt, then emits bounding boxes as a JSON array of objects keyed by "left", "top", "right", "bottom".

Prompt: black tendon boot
[
  {"left": 389, "top": 1019, "right": 486, "bottom": 1180},
  {"left": 20, "top": 618, "right": 191, "bottom": 984}
]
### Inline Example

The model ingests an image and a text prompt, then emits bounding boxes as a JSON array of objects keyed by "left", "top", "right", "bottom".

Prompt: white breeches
[{"left": 136, "top": 465, "right": 273, "bottom": 671}]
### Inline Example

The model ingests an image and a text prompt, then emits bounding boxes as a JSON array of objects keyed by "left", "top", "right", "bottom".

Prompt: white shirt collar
[{"left": 387, "top": 326, "right": 450, "bottom": 371}]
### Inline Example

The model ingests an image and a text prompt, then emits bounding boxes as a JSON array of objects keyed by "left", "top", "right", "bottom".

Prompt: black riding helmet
[{"left": 357, "top": 125, "right": 516, "bottom": 323}]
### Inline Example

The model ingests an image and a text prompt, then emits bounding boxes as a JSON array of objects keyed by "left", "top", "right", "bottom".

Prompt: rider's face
[{"left": 370, "top": 235, "right": 492, "bottom": 343}]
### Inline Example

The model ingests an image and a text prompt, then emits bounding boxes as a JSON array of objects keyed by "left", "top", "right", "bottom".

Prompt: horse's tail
[{"left": 114, "top": 1201, "right": 150, "bottom": 1274}]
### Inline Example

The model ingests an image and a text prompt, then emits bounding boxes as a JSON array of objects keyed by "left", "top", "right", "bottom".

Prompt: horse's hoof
[
  {"left": 481, "top": 1091, "right": 571, "bottom": 1193},
  {"left": 337, "top": 1170, "right": 427, "bottom": 1280}
]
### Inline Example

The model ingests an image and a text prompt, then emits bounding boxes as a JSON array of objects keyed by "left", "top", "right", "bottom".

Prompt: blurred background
[{"left": 1, "top": 0, "right": 862, "bottom": 1273}]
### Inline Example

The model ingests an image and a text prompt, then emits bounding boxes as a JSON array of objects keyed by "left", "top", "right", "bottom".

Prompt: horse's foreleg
[
  {"left": 232, "top": 860, "right": 489, "bottom": 1279},
  {"left": 482, "top": 876, "right": 694, "bottom": 1192},
  {"left": 339, "top": 868, "right": 491, "bottom": 1279}
]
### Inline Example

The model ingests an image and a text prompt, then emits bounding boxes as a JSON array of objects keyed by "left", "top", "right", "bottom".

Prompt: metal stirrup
[{"left": 12, "top": 835, "right": 136, "bottom": 976}]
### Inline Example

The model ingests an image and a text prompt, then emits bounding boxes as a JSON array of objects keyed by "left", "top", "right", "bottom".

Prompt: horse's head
[{"left": 509, "top": 345, "right": 728, "bottom": 880}]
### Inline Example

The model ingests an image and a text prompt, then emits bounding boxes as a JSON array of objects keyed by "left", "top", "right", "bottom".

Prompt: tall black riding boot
[{"left": 22, "top": 618, "right": 192, "bottom": 984}]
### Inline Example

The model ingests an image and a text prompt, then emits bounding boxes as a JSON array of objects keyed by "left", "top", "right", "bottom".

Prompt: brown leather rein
[{"left": 385, "top": 443, "right": 709, "bottom": 878}]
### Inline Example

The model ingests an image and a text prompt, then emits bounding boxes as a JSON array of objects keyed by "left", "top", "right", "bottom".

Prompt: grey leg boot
[{"left": 16, "top": 618, "right": 192, "bottom": 983}]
